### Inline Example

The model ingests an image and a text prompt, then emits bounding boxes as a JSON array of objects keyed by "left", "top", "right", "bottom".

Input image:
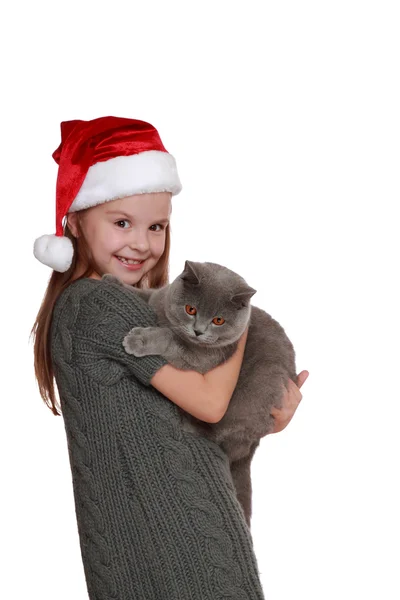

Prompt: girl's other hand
[{"left": 270, "top": 371, "right": 309, "bottom": 434}]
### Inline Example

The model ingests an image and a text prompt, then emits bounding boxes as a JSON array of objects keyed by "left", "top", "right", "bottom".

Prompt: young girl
[{"left": 32, "top": 116, "right": 308, "bottom": 600}]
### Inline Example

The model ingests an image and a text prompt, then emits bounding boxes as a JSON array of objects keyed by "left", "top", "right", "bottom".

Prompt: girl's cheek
[
  {"left": 107, "top": 228, "right": 124, "bottom": 246},
  {"left": 155, "top": 238, "right": 166, "bottom": 256}
]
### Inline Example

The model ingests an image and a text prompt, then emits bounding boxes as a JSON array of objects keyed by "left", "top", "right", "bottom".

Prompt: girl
[{"left": 32, "top": 116, "right": 308, "bottom": 600}]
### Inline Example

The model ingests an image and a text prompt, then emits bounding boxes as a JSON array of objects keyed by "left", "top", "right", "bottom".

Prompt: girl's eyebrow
[{"left": 105, "top": 210, "right": 169, "bottom": 223}]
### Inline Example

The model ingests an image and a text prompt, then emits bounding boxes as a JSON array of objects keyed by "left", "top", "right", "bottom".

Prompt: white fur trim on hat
[
  {"left": 33, "top": 234, "right": 74, "bottom": 273},
  {"left": 69, "top": 150, "right": 182, "bottom": 212}
]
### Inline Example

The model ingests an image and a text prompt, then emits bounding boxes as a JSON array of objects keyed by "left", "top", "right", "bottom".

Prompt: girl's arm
[
  {"left": 150, "top": 326, "right": 249, "bottom": 423},
  {"left": 74, "top": 279, "right": 248, "bottom": 424}
]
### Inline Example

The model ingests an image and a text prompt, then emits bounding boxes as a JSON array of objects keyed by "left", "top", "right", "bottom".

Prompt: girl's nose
[{"left": 128, "top": 230, "right": 149, "bottom": 252}]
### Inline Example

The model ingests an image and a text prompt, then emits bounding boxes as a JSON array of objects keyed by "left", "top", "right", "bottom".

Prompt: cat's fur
[{"left": 103, "top": 260, "right": 296, "bottom": 529}]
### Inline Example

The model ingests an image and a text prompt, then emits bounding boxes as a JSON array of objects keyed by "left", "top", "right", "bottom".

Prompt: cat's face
[{"left": 165, "top": 260, "right": 256, "bottom": 346}]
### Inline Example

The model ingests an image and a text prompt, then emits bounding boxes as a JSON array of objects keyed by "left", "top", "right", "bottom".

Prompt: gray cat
[{"left": 103, "top": 260, "right": 296, "bottom": 529}]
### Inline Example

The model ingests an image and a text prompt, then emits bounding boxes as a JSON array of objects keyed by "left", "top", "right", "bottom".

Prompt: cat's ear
[
  {"left": 180, "top": 260, "right": 201, "bottom": 285},
  {"left": 231, "top": 286, "right": 257, "bottom": 308}
]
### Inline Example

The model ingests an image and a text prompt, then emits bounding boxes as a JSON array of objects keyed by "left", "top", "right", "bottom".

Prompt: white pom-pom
[{"left": 33, "top": 234, "right": 74, "bottom": 273}]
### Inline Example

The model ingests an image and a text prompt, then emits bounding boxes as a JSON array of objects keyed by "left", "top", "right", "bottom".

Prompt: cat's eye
[
  {"left": 185, "top": 305, "right": 197, "bottom": 315},
  {"left": 212, "top": 317, "right": 225, "bottom": 326}
]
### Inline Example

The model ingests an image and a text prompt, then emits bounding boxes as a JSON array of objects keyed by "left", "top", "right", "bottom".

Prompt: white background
[{"left": 2, "top": 1, "right": 399, "bottom": 598}]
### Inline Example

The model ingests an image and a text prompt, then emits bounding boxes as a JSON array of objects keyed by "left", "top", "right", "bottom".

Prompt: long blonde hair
[{"left": 31, "top": 211, "right": 171, "bottom": 416}]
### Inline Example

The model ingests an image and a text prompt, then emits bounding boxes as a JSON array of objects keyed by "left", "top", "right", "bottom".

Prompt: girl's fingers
[
  {"left": 296, "top": 370, "right": 309, "bottom": 389},
  {"left": 270, "top": 372, "right": 309, "bottom": 434},
  {"left": 289, "top": 378, "right": 302, "bottom": 404}
]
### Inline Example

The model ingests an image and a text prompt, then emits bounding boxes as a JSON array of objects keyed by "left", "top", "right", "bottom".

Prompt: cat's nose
[{"left": 194, "top": 329, "right": 202, "bottom": 337}]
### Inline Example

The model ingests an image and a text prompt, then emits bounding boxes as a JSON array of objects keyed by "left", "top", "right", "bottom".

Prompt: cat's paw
[
  {"left": 123, "top": 327, "right": 149, "bottom": 357},
  {"left": 102, "top": 273, "right": 124, "bottom": 285}
]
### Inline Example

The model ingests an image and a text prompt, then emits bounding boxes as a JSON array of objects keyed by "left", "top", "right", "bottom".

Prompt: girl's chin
[{"left": 114, "top": 260, "right": 150, "bottom": 282}]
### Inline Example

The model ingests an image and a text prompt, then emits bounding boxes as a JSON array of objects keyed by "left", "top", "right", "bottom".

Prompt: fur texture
[
  {"left": 33, "top": 233, "right": 74, "bottom": 272},
  {"left": 70, "top": 150, "right": 182, "bottom": 211},
  {"left": 105, "top": 260, "right": 296, "bottom": 529}
]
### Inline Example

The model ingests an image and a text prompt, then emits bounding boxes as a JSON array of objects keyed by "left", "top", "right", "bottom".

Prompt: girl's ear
[{"left": 67, "top": 212, "right": 79, "bottom": 238}]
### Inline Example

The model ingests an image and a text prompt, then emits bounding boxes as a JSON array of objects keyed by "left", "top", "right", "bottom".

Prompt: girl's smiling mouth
[{"left": 115, "top": 255, "right": 145, "bottom": 269}]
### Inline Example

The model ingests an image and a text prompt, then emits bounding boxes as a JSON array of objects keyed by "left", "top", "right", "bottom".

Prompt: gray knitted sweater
[{"left": 51, "top": 276, "right": 266, "bottom": 600}]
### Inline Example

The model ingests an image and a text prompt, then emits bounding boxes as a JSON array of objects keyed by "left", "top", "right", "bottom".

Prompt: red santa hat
[{"left": 33, "top": 116, "right": 182, "bottom": 272}]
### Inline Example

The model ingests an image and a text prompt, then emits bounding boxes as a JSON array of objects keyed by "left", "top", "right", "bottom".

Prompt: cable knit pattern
[{"left": 51, "top": 277, "right": 266, "bottom": 600}]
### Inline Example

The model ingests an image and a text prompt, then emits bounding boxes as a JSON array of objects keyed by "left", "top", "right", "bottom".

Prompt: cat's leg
[
  {"left": 123, "top": 327, "right": 174, "bottom": 357},
  {"left": 229, "top": 440, "right": 260, "bottom": 530}
]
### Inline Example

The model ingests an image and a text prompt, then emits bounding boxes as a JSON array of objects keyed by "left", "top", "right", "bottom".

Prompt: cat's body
[{"left": 105, "top": 260, "right": 296, "bottom": 529}]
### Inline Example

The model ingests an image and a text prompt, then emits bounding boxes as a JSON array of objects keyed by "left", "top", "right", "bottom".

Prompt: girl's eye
[
  {"left": 115, "top": 220, "right": 130, "bottom": 228},
  {"left": 115, "top": 221, "right": 166, "bottom": 230}
]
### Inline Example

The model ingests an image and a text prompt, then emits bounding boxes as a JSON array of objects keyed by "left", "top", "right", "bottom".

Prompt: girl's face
[{"left": 67, "top": 192, "right": 172, "bottom": 285}]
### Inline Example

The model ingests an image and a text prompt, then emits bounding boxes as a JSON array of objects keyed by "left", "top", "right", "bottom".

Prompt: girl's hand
[{"left": 270, "top": 371, "right": 309, "bottom": 434}]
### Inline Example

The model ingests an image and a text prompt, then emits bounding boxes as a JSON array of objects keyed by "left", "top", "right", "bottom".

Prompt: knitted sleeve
[{"left": 71, "top": 278, "right": 169, "bottom": 388}]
